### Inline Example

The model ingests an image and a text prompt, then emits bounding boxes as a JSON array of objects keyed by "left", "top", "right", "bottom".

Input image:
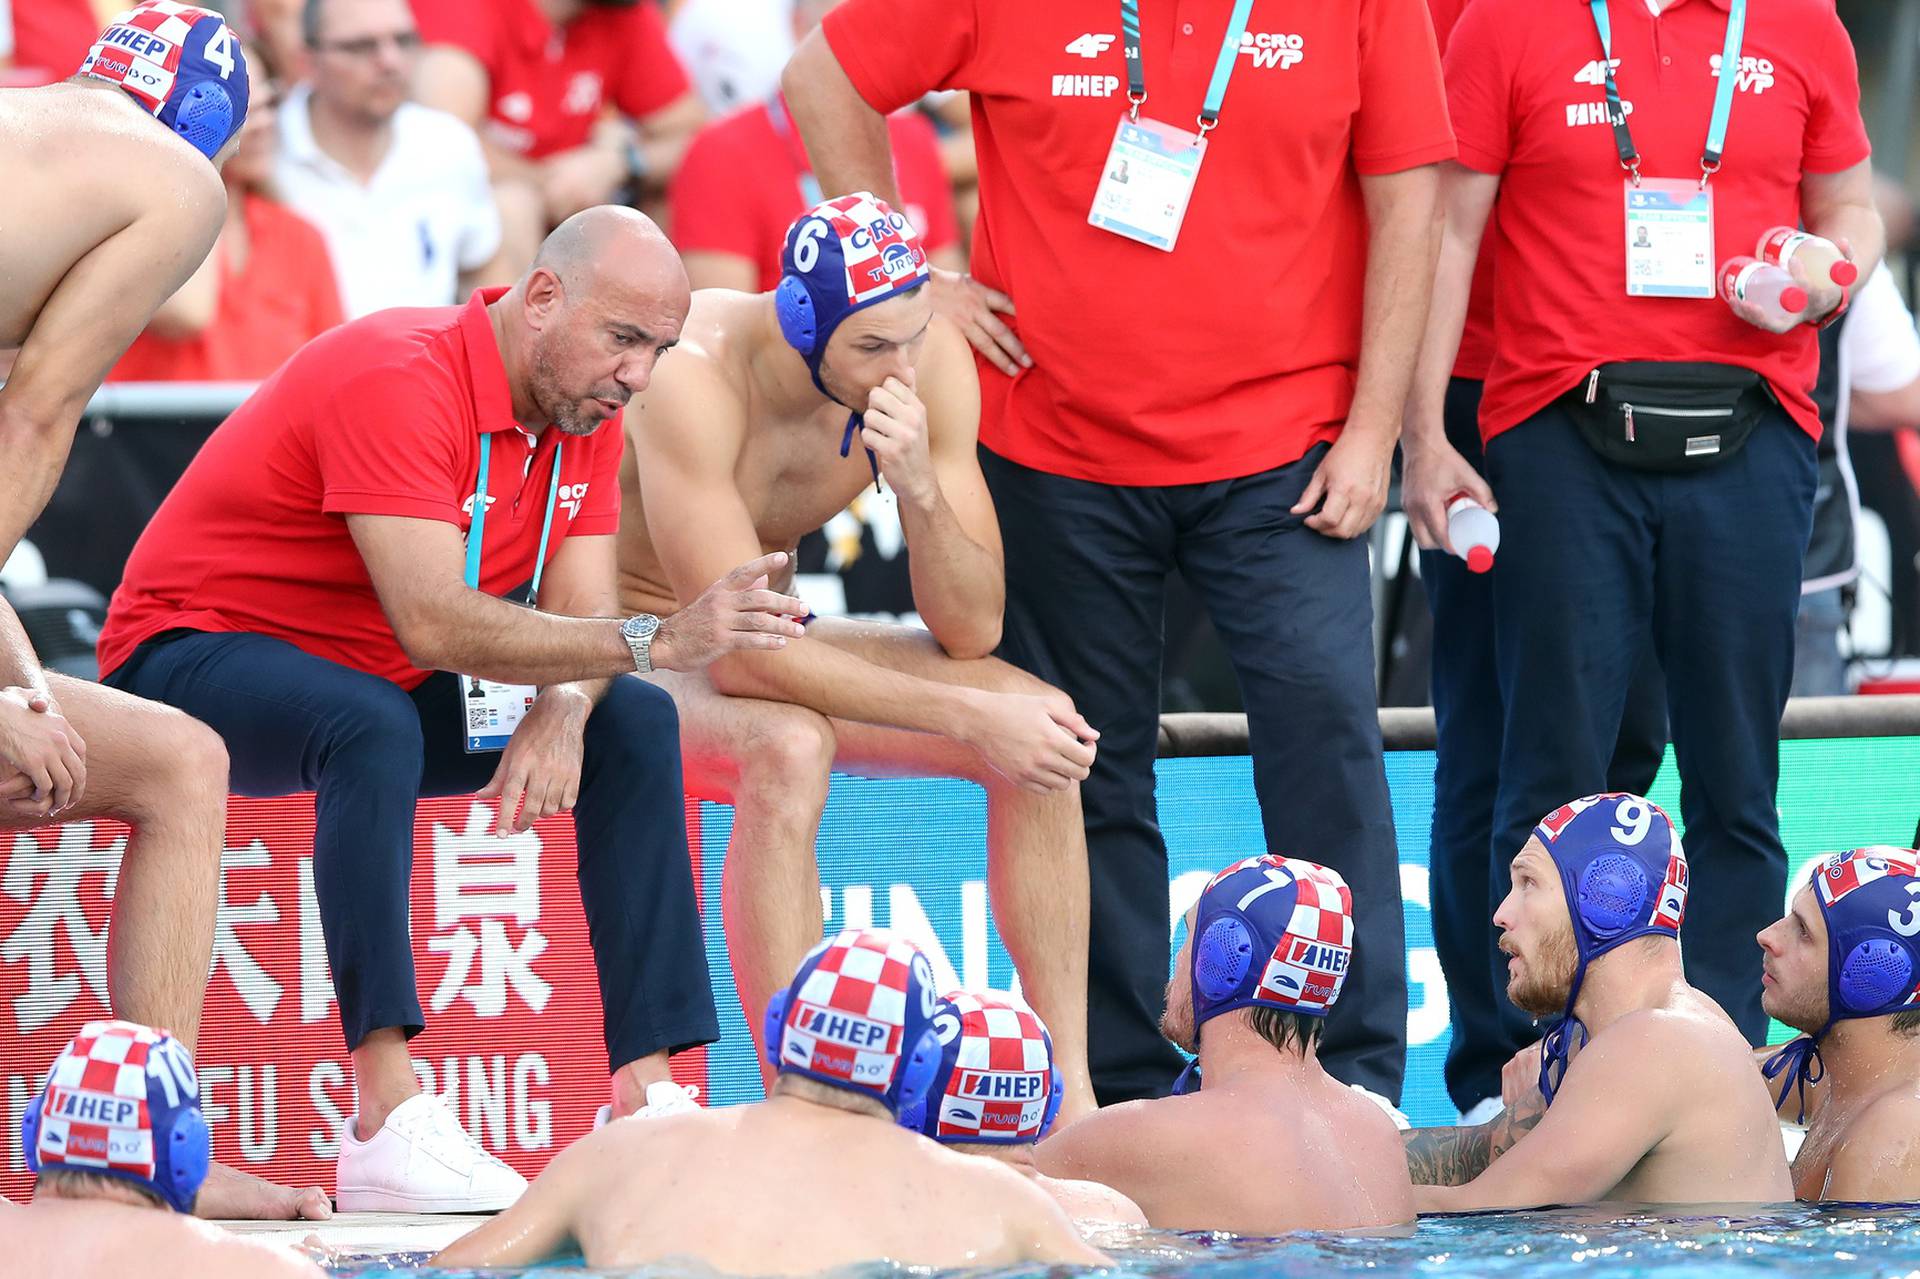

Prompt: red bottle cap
[
  {"left": 1466, "top": 546, "right": 1494, "bottom": 574},
  {"left": 1830, "top": 259, "right": 1859, "bottom": 288},
  {"left": 1780, "top": 284, "right": 1809, "bottom": 314}
]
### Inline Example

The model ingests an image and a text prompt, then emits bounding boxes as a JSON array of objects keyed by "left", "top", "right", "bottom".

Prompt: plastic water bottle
[
  {"left": 1720, "top": 256, "right": 1809, "bottom": 324},
  {"left": 1445, "top": 492, "right": 1499, "bottom": 574},
  {"left": 1757, "top": 227, "right": 1859, "bottom": 289}
]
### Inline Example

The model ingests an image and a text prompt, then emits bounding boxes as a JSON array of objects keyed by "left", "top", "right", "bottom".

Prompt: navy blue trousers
[
  {"left": 106, "top": 631, "right": 718, "bottom": 1067},
  {"left": 1420, "top": 378, "right": 1669, "bottom": 1111},
  {"left": 981, "top": 442, "right": 1406, "bottom": 1104},
  {"left": 1485, "top": 402, "right": 1815, "bottom": 1043}
]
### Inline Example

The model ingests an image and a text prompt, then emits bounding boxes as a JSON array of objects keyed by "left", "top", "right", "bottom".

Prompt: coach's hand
[
  {"left": 652, "top": 552, "right": 811, "bottom": 672},
  {"left": 480, "top": 686, "right": 588, "bottom": 836},
  {"left": 963, "top": 689, "right": 1099, "bottom": 793},
  {"left": 0, "top": 685, "right": 85, "bottom": 817},
  {"left": 1293, "top": 422, "right": 1396, "bottom": 540},
  {"left": 930, "top": 268, "right": 1030, "bottom": 378},
  {"left": 1402, "top": 431, "right": 1495, "bottom": 554},
  {"left": 861, "top": 374, "right": 936, "bottom": 505}
]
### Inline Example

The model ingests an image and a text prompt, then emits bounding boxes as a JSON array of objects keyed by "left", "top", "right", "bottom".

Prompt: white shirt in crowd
[
  {"left": 274, "top": 84, "right": 501, "bottom": 320},
  {"left": 668, "top": 0, "right": 794, "bottom": 114}
]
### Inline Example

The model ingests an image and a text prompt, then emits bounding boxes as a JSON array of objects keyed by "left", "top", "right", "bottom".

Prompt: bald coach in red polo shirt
[
  {"left": 98, "top": 207, "right": 808, "bottom": 1213},
  {"left": 785, "top": 0, "right": 1456, "bottom": 1105},
  {"left": 1411, "top": 0, "right": 1883, "bottom": 1053}
]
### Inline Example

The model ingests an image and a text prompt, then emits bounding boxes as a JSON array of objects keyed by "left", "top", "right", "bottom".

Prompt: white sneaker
[
  {"left": 594, "top": 1081, "right": 702, "bottom": 1130},
  {"left": 336, "top": 1093, "right": 528, "bottom": 1213},
  {"left": 1459, "top": 1095, "right": 1505, "bottom": 1127}
]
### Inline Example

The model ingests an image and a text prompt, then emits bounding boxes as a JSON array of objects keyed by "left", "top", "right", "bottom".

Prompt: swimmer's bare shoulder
[
  {"left": 1033, "top": 1097, "right": 1172, "bottom": 1202},
  {"left": 1823, "top": 1091, "right": 1920, "bottom": 1201},
  {"left": 631, "top": 292, "right": 753, "bottom": 456},
  {"left": 942, "top": 1144, "right": 1113, "bottom": 1265},
  {"left": 1322, "top": 1084, "right": 1417, "bottom": 1219}
]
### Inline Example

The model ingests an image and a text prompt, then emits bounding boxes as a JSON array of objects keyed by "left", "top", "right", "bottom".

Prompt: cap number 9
[
  {"left": 1611, "top": 797, "right": 1652, "bottom": 846},
  {"left": 793, "top": 219, "right": 830, "bottom": 274}
]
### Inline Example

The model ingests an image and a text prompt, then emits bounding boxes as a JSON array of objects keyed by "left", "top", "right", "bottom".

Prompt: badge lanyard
[
  {"left": 1089, "top": 0, "right": 1255, "bottom": 252},
  {"left": 1589, "top": 0, "right": 1746, "bottom": 187},
  {"left": 766, "top": 97, "right": 824, "bottom": 208},
  {"left": 460, "top": 432, "right": 563, "bottom": 752},
  {"left": 1119, "top": 0, "right": 1257, "bottom": 139},
  {"left": 464, "top": 431, "right": 563, "bottom": 605}
]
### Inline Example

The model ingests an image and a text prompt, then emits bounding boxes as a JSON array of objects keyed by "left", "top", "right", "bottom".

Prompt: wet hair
[
  {"left": 771, "top": 1072, "right": 893, "bottom": 1121},
  {"left": 37, "top": 1168, "right": 168, "bottom": 1210},
  {"left": 1891, "top": 1010, "right": 1920, "bottom": 1038},
  {"left": 1245, "top": 1005, "right": 1325, "bottom": 1056}
]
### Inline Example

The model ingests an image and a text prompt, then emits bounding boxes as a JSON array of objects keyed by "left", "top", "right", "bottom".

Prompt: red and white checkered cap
[
  {"left": 1197, "top": 854, "right": 1355, "bottom": 1017},
  {"left": 37, "top": 1020, "right": 169, "bottom": 1181},
  {"left": 78, "top": 3, "right": 225, "bottom": 115},
  {"left": 778, "top": 928, "right": 939, "bottom": 1100},
  {"left": 926, "top": 991, "right": 1056, "bottom": 1142}
]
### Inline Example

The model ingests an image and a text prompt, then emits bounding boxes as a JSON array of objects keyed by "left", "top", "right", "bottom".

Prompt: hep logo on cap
[{"left": 78, "top": 2, "right": 250, "bottom": 163}]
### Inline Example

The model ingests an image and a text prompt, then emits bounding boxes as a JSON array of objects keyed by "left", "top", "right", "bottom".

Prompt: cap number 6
[{"left": 793, "top": 219, "right": 829, "bottom": 274}]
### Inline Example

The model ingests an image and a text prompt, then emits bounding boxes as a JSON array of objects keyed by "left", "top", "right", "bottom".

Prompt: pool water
[{"left": 322, "top": 1205, "right": 1920, "bottom": 1279}]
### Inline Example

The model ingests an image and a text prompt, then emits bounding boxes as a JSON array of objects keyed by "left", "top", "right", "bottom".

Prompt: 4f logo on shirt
[
  {"left": 1064, "top": 33, "right": 1115, "bottom": 58},
  {"left": 1572, "top": 58, "right": 1621, "bottom": 85},
  {"left": 1710, "top": 54, "right": 1775, "bottom": 94},
  {"left": 562, "top": 71, "right": 603, "bottom": 115},
  {"left": 1238, "top": 32, "right": 1304, "bottom": 70}
]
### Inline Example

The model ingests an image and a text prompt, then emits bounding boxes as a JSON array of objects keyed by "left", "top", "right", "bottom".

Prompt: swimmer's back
[
  {"left": 9, "top": 1198, "right": 319, "bottom": 1279},
  {"left": 0, "top": 83, "right": 222, "bottom": 347},
  {"left": 571, "top": 1102, "right": 1083, "bottom": 1272}
]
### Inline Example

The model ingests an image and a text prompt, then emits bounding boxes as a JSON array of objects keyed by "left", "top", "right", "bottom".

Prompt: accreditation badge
[
  {"left": 1088, "top": 115, "right": 1208, "bottom": 253},
  {"left": 458, "top": 675, "right": 537, "bottom": 752},
  {"left": 1623, "top": 178, "right": 1715, "bottom": 299}
]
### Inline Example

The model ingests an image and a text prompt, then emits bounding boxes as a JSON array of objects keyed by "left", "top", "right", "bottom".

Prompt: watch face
[{"left": 624, "top": 615, "right": 660, "bottom": 640}]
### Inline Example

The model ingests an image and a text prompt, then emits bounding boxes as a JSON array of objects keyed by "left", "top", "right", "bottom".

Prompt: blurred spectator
[
  {"left": 0, "top": 0, "right": 99, "bottom": 81},
  {"left": 248, "top": 0, "right": 314, "bottom": 84},
  {"left": 412, "top": 0, "right": 705, "bottom": 276},
  {"left": 277, "top": 0, "right": 501, "bottom": 316},
  {"left": 665, "top": 0, "right": 792, "bottom": 114},
  {"left": 669, "top": 0, "right": 958, "bottom": 293},
  {"left": 111, "top": 59, "right": 345, "bottom": 381}
]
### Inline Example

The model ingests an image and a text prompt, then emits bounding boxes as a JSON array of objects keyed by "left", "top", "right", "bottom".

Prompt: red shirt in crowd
[
  {"left": 110, "top": 194, "right": 344, "bottom": 383},
  {"left": 1427, "top": 0, "right": 1496, "bottom": 383},
  {"left": 823, "top": 0, "right": 1456, "bottom": 486},
  {"left": 1446, "top": 0, "right": 1871, "bottom": 442},
  {"left": 98, "top": 290, "right": 625, "bottom": 689},
  {"left": 4, "top": 0, "right": 97, "bottom": 80},
  {"left": 412, "top": 0, "right": 689, "bottom": 160},
  {"left": 670, "top": 96, "right": 960, "bottom": 292}
]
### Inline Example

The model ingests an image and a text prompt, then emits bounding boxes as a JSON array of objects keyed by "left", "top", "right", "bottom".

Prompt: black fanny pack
[{"left": 1562, "top": 362, "right": 1777, "bottom": 472}]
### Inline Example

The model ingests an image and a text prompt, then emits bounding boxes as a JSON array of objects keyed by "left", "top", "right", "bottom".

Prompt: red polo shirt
[
  {"left": 670, "top": 97, "right": 960, "bottom": 291},
  {"left": 1428, "top": 0, "right": 1496, "bottom": 382},
  {"left": 412, "top": 0, "right": 690, "bottom": 160},
  {"left": 98, "top": 290, "right": 624, "bottom": 689},
  {"left": 824, "top": 0, "right": 1456, "bottom": 486},
  {"left": 1446, "top": 0, "right": 1870, "bottom": 443}
]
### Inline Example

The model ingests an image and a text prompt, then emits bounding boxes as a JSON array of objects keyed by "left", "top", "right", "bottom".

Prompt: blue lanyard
[
  {"left": 463, "top": 432, "right": 564, "bottom": 607},
  {"left": 1589, "top": 0, "right": 1746, "bottom": 185},
  {"left": 766, "top": 98, "right": 824, "bottom": 207},
  {"left": 1119, "top": 0, "right": 1258, "bottom": 136}
]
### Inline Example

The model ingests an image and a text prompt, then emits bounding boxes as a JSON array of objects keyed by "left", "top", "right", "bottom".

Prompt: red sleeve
[
  {"left": 889, "top": 111, "right": 960, "bottom": 254},
  {"left": 1440, "top": 0, "right": 1510, "bottom": 175},
  {"left": 821, "top": 0, "right": 978, "bottom": 115},
  {"left": 315, "top": 365, "right": 468, "bottom": 523},
  {"left": 1353, "top": 0, "right": 1457, "bottom": 175},
  {"left": 411, "top": 0, "right": 497, "bottom": 69},
  {"left": 669, "top": 117, "right": 771, "bottom": 259},
  {"left": 611, "top": 4, "right": 692, "bottom": 120},
  {"left": 1802, "top": 7, "right": 1872, "bottom": 174},
  {"left": 1426, "top": 0, "right": 1469, "bottom": 51},
  {"left": 568, "top": 421, "right": 625, "bottom": 537}
]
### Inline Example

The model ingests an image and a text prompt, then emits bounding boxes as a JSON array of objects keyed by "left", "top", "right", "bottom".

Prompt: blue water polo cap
[
  {"left": 78, "top": 3, "right": 250, "bottom": 163},
  {"left": 1530, "top": 794, "right": 1688, "bottom": 1103},
  {"left": 22, "top": 1020, "right": 210, "bottom": 1214},
  {"left": 764, "top": 928, "right": 944, "bottom": 1118},
  {"left": 1764, "top": 847, "right": 1920, "bottom": 1119},
  {"left": 899, "top": 990, "right": 1064, "bottom": 1145},
  {"left": 1191, "top": 854, "right": 1355, "bottom": 1028}
]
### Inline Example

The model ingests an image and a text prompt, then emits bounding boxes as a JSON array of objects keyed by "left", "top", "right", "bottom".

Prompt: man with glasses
[{"left": 277, "top": 0, "right": 503, "bottom": 315}]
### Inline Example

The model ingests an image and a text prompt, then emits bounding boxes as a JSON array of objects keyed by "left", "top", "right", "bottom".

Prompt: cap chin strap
[
  {"left": 1761, "top": 1028, "right": 1829, "bottom": 1124},
  {"left": 1172, "top": 1059, "right": 1201, "bottom": 1095},
  {"left": 1538, "top": 959, "right": 1591, "bottom": 1106},
  {"left": 805, "top": 352, "right": 881, "bottom": 491}
]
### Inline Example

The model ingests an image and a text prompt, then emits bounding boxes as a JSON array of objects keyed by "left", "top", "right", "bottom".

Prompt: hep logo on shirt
[
  {"left": 1710, "top": 53, "right": 1775, "bottom": 95},
  {"left": 1238, "top": 32, "right": 1305, "bottom": 70}
]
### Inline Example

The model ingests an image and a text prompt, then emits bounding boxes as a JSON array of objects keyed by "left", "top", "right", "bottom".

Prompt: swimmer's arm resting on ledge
[
  {"left": 1409, "top": 1021, "right": 1676, "bottom": 1211},
  {"left": 431, "top": 1134, "right": 592, "bottom": 1267}
]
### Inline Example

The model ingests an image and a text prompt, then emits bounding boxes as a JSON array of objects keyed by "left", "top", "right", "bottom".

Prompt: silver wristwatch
[{"left": 621, "top": 614, "right": 661, "bottom": 674}]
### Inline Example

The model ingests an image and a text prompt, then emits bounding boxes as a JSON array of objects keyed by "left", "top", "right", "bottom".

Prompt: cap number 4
[{"left": 204, "top": 27, "right": 236, "bottom": 80}]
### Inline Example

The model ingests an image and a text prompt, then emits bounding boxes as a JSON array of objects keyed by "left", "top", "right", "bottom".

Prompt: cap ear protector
[
  {"left": 1195, "top": 915, "right": 1256, "bottom": 1002},
  {"left": 1838, "top": 937, "right": 1916, "bottom": 1014},
  {"left": 168, "top": 79, "right": 236, "bottom": 159},
  {"left": 1038, "top": 1060, "right": 1065, "bottom": 1138},
  {"left": 762, "top": 988, "right": 791, "bottom": 1074},
  {"left": 1576, "top": 854, "right": 1653, "bottom": 939},
  {"left": 774, "top": 232, "right": 826, "bottom": 357}
]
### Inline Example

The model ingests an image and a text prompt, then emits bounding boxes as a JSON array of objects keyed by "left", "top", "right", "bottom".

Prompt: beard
[
  {"left": 1762, "top": 978, "right": 1828, "bottom": 1034},
  {"left": 1160, "top": 978, "right": 1196, "bottom": 1051},
  {"left": 530, "top": 341, "right": 623, "bottom": 437},
  {"left": 1505, "top": 923, "right": 1579, "bottom": 1016}
]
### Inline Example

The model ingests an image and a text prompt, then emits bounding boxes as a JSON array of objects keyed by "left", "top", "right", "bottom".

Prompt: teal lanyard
[
  {"left": 1589, "top": 0, "right": 1747, "bottom": 185},
  {"left": 463, "top": 432, "right": 564, "bottom": 606},
  {"left": 1118, "top": 0, "right": 1259, "bottom": 136}
]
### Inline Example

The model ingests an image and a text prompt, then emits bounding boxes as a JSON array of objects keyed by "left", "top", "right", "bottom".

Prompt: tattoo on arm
[{"left": 1403, "top": 1091, "right": 1547, "bottom": 1186}]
